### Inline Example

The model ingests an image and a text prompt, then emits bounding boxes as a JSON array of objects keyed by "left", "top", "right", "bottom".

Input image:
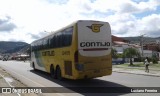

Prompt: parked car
[
  {"left": 2, "top": 55, "right": 9, "bottom": 61},
  {"left": 0, "top": 56, "right": 2, "bottom": 60},
  {"left": 112, "top": 58, "right": 125, "bottom": 64}
]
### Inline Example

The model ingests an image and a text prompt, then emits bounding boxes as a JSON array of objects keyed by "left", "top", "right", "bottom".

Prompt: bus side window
[
  {"left": 50, "top": 35, "right": 53, "bottom": 48},
  {"left": 46, "top": 39, "right": 49, "bottom": 49},
  {"left": 40, "top": 40, "right": 43, "bottom": 50},
  {"left": 48, "top": 37, "right": 51, "bottom": 49},
  {"left": 58, "top": 32, "right": 63, "bottom": 47},
  {"left": 55, "top": 34, "right": 58, "bottom": 48},
  {"left": 44, "top": 39, "right": 49, "bottom": 49},
  {"left": 63, "top": 27, "right": 73, "bottom": 46}
]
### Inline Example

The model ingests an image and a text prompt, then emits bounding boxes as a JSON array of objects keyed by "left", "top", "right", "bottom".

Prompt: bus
[{"left": 30, "top": 20, "right": 112, "bottom": 80}]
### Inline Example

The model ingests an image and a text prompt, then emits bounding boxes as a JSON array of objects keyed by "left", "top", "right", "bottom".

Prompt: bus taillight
[{"left": 74, "top": 51, "right": 78, "bottom": 63}]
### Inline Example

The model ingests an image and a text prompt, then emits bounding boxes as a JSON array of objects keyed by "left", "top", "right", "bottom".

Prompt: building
[
  {"left": 112, "top": 35, "right": 129, "bottom": 43},
  {"left": 112, "top": 35, "right": 160, "bottom": 61},
  {"left": 143, "top": 43, "right": 160, "bottom": 52}
]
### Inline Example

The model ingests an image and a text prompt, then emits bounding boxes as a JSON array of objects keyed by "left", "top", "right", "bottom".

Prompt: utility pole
[
  {"left": 141, "top": 35, "right": 144, "bottom": 57},
  {"left": 141, "top": 34, "right": 146, "bottom": 58}
]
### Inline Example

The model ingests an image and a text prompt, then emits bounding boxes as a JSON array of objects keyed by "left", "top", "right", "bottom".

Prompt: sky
[{"left": 0, "top": 0, "right": 160, "bottom": 43}]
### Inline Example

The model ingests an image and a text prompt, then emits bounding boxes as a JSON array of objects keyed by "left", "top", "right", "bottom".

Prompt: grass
[
  {"left": 149, "top": 63, "right": 160, "bottom": 70},
  {"left": 113, "top": 62, "right": 160, "bottom": 71},
  {"left": 113, "top": 63, "right": 144, "bottom": 67}
]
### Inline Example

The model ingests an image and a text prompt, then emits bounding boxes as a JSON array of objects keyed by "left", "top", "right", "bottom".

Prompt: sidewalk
[
  {"left": 113, "top": 65, "right": 160, "bottom": 77},
  {"left": 0, "top": 74, "right": 18, "bottom": 96},
  {"left": 0, "top": 67, "right": 38, "bottom": 96}
]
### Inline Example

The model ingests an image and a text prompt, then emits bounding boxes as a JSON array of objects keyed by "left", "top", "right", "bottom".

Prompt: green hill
[
  {"left": 0, "top": 41, "right": 30, "bottom": 54},
  {"left": 122, "top": 36, "right": 160, "bottom": 44}
]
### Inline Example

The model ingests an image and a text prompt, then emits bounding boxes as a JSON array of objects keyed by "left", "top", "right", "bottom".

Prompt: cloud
[
  {"left": 118, "top": 2, "right": 139, "bottom": 13},
  {"left": 138, "top": 14, "right": 160, "bottom": 37},
  {"left": 0, "top": 16, "right": 10, "bottom": 24},
  {"left": 0, "top": 0, "right": 160, "bottom": 43},
  {"left": 44, "top": 0, "right": 68, "bottom": 4},
  {"left": 29, "top": 31, "right": 50, "bottom": 40},
  {"left": 0, "top": 15, "right": 17, "bottom": 32},
  {"left": 91, "top": 0, "right": 160, "bottom": 14},
  {"left": 29, "top": 33, "right": 40, "bottom": 40},
  {"left": 112, "top": 13, "right": 160, "bottom": 37}
]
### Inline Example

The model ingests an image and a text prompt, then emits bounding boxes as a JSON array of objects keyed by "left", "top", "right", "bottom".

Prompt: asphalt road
[{"left": 0, "top": 60, "right": 160, "bottom": 96}]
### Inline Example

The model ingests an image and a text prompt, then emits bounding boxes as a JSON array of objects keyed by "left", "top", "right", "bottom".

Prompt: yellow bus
[{"left": 30, "top": 20, "right": 112, "bottom": 80}]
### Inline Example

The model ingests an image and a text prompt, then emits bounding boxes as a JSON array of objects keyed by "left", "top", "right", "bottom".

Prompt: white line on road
[
  {"left": 3, "top": 66, "right": 45, "bottom": 87},
  {"left": 0, "top": 64, "right": 65, "bottom": 96},
  {"left": 0, "top": 73, "right": 21, "bottom": 96},
  {"left": 8, "top": 69, "right": 65, "bottom": 96}
]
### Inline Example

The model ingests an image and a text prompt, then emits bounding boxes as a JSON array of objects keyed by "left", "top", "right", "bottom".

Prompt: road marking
[
  {"left": 0, "top": 64, "right": 65, "bottom": 96},
  {"left": 0, "top": 73, "right": 21, "bottom": 96},
  {"left": 8, "top": 70, "right": 65, "bottom": 96},
  {"left": 5, "top": 67, "right": 45, "bottom": 87}
]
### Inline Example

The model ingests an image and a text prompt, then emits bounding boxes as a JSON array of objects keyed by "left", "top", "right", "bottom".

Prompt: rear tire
[
  {"left": 50, "top": 65, "right": 56, "bottom": 79},
  {"left": 56, "top": 66, "right": 63, "bottom": 80},
  {"left": 33, "top": 63, "right": 36, "bottom": 71}
]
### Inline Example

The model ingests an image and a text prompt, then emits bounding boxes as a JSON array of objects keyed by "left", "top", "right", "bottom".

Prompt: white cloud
[
  {"left": 138, "top": 14, "right": 160, "bottom": 36},
  {"left": 91, "top": 0, "right": 160, "bottom": 14},
  {"left": 0, "top": 15, "right": 17, "bottom": 32},
  {"left": 112, "top": 13, "right": 160, "bottom": 37},
  {"left": 0, "top": 0, "right": 160, "bottom": 43}
]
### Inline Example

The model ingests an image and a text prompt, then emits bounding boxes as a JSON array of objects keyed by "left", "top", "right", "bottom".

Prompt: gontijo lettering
[{"left": 80, "top": 42, "right": 110, "bottom": 47}]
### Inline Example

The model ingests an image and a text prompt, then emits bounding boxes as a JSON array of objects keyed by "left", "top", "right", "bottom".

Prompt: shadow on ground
[{"left": 30, "top": 69, "right": 131, "bottom": 96}]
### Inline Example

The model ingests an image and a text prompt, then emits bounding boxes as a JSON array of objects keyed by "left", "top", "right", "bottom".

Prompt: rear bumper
[{"left": 74, "top": 68, "right": 112, "bottom": 79}]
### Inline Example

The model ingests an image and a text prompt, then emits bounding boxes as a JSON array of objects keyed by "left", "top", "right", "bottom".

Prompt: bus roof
[{"left": 31, "top": 20, "right": 108, "bottom": 44}]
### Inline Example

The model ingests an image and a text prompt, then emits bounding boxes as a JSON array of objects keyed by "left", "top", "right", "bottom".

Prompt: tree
[
  {"left": 123, "top": 48, "right": 140, "bottom": 66},
  {"left": 111, "top": 48, "right": 118, "bottom": 59}
]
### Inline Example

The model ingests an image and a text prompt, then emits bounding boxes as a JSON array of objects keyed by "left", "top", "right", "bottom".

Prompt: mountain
[
  {"left": 0, "top": 41, "right": 30, "bottom": 54},
  {"left": 121, "top": 36, "right": 160, "bottom": 44}
]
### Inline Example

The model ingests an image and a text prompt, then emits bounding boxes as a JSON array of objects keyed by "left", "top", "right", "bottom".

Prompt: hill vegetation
[
  {"left": 122, "top": 36, "right": 160, "bottom": 44},
  {"left": 0, "top": 41, "right": 29, "bottom": 54}
]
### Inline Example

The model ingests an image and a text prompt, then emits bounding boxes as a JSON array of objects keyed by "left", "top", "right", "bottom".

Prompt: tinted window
[
  {"left": 63, "top": 27, "right": 73, "bottom": 46},
  {"left": 49, "top": 26, "right": 73, "bottom": 48},
  {"left": 31, "top": 26, "right": 73, "bottom": 51}
]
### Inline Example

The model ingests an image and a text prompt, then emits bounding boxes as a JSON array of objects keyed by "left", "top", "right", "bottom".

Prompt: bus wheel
[
  {"left": 50, "top": 65, "right": 56, "bottom": 79},
  {"left": 33, "top": 63, "right": 36, "bottom": 71},
  {"left": 56, "top": 66, "right": 63, "bottom": 80}
]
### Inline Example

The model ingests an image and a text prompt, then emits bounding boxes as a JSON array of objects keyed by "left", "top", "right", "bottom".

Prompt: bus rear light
[
  {"left": 74, "top": 51, "right": 78, "bottom": 63},
  {"left": 75, "top": 63, "right": 84, "bottom": 71}
]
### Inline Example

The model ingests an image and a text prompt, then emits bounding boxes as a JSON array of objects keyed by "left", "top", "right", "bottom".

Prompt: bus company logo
[{"left": 87, "top": 24, "right": 103, "bottom": 33}]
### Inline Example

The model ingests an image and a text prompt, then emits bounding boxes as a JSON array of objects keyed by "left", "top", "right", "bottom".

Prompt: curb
[
  {"left": 113, "top": 70, "right": 160, "bottom": 77},
  {"left": 113, "top": 67, "right": 160, "bottom": 71}
]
